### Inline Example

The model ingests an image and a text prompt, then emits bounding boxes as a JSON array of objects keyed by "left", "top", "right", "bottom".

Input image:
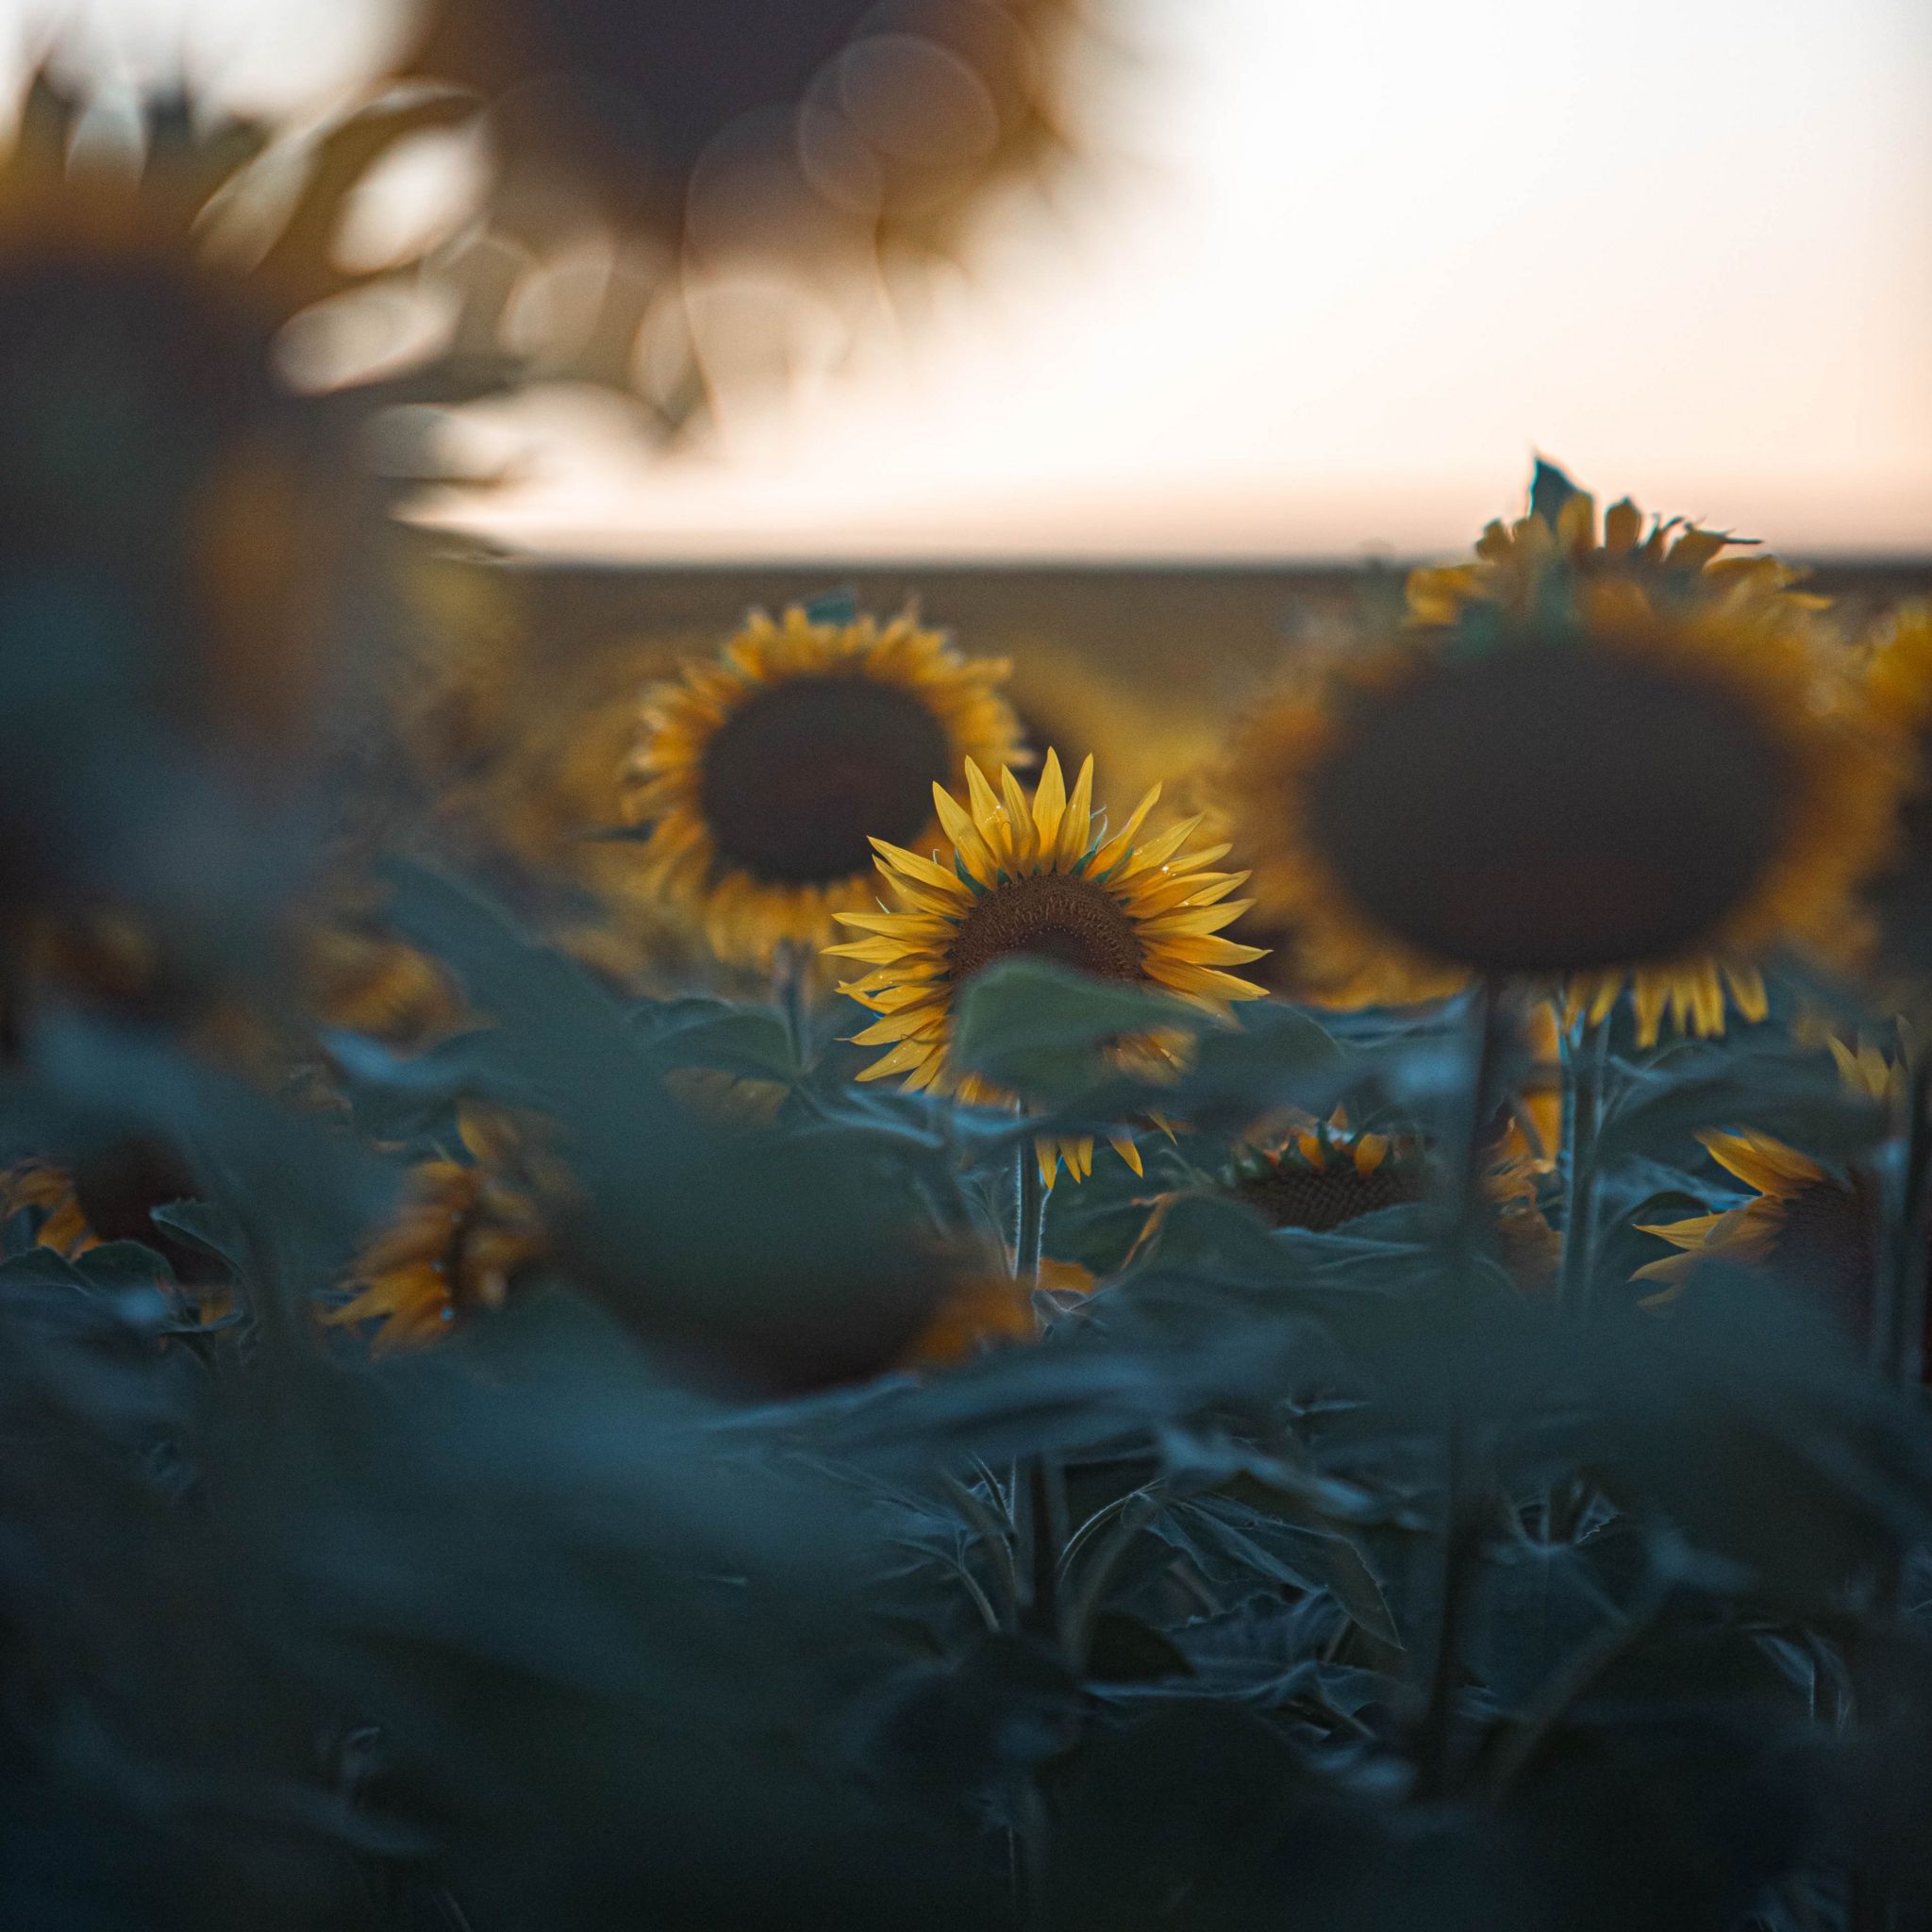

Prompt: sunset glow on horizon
[{"left": 18, "top": 0, "right": 1932, "bottom": 560}]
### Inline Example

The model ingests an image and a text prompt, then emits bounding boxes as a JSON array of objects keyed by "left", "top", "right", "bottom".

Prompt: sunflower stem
[
  {"left": 1557, "top": 1006, "right": 1612, "bottom": 1323},
  {"left": 1013, "top": 1140, "right": 1045, "bottom": 1289},
  {"left": 1447, "top": 978, "right": 1509, "bottom": 1262},
  {"left": 1874, "top": 1047, "right": 1932, "bottom": 1388},
  {"left": 1008, "top": 1139, "right": 1065, "bottom": 1646},
  {"left": 1415, "top": 979, "right": 1507, "bottom": 1799},
  {"left": 773, "top": 939, "right": 813, "bottom": 1074}
]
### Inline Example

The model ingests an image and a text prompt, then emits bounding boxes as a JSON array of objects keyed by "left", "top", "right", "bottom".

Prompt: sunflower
[
  {"left": 1, "top": 1158, "right": 100, "bottom": 1261},
  {"left": 906, "top": 1256, "right": 1095, "bottom": 1368},
  {"left": 327, "top": 1110, "right": 549, "bottom": 1353},
  {"left": 624, "top": 606, "right": 1024, "bottom": 965},
  {"left": 1635, "top": 1041, "right": 1906, "bottom": 1342},
  {"left": 1213, "top": 497, "right": 1897, "bottom": 1041},
  {"left": 1406, "top": 462, "right": 1831, "bottom": 634},
  {"left": 0, "top": 1139, "right": 220, "bottom": 1289},
  {"left": 0, "top": 79, "right": 472, "bottom": 781},
  {"left": 828, "top": 750, "right": 1267, "bottom": 1186},
  {"left": 1853, "top": 605, "right": 1932, "bottom": 987},
  {"left": 408, "top": 0, "right": 1092, "bottom": 256},
  {"left": 1224, "top": 1116, "right": 1428, "bottom": 1233},
  {"left": 298, "top": 921, "right": 466, "bottom": 1052},
  {"left": 1136, "top": 1101, "right": 1557, "bottom": 1286}
]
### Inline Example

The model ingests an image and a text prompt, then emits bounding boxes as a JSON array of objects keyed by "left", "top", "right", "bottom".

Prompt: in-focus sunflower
[
  {"left": 624, "top": 606, "right": 1024, "bottom": 964},
  {"left": 829, "top": 750, "right": 1267, "bottom": 1186},
  {"left": 327, "top": 1110, "right": 548, "bottom": 1353},
  {"left": 1214, "top": 483, "right": 1897, "bottom": 1041},
  {"left": 1636, "top": 1041, "right": 1910, "bottom": 1347}
]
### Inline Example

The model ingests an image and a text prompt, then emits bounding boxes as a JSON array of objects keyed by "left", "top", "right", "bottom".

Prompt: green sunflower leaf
[{"left": 948, "top": 956, "right": 1207, "bottom": 1105}]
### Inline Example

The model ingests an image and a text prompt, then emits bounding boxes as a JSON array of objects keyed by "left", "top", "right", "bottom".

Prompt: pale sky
[{"left": 10, "top": 0, "right": 1932, "bottom": 559}]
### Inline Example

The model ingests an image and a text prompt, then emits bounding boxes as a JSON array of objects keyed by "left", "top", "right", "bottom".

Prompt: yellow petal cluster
[
  {"left": 828, "top": 751, "right": 1266, "bottom": 1186},
  {"left": 327, "top": 1111, "right": 548, "bottom": 1353}
]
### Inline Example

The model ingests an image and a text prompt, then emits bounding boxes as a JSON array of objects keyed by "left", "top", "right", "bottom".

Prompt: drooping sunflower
[
  {"left": 1213, "top": 478, "right": 1899, "bottom": 1041},
  {"left": 1635, "top": 1040, "right": 1908, "bottom": 1346},
  {"left": 0, "top": 1139, "right": 220, "bottom": 1290},
  {"left": 624, "top": 606, "right": 1024, "bottom": 964},
  {"left": 828, "top": 750, "right": 1267, "bottom": 1186},
  {"left": 327, "top": 1110, "right": 549, "bottom": 1353}
]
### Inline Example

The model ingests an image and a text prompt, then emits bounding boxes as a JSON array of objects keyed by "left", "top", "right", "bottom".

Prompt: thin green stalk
[
  {"left": 1557, "top": 1007, "right": 1612, "bottom": 1322},
  {"left": 1446, "top": 979, "right": 1509, "bottom": 1263},
  {"left": 773, "top": 939, "right": 813, "bottom": 1074},
  {"left": 1009, "top": 1141, "right": 1061, "bottom": 1641},
  {"left": 1874, "top": 1049, "right": 1932, "bottom": 1386},
  {"left": 1413, "top": 1418, "right": 1483, "bottom": 1801},
  {"left": 1415, "top": 980, "right": 1507, "bottom": 1799},
  {"left": 1012, "top": 1140, "right": 1045, "bottom": 1288}
]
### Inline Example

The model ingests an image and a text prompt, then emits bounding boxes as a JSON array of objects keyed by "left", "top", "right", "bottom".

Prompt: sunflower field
[{"left": 4, "top": 7, "right": 1932, "bottom": 1930}]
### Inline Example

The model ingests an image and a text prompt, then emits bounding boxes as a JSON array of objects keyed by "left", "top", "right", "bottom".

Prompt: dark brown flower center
[
  {"left": 1232, "top": 1157, "right": 1425, "bottom": 1233},
  {"left": 1303, "top": 640, "right": 1799, "bottom": 974},
  {"left": 517, "top": 0, "right": 879, "bottom": 182},
  {"left": 697, "top": 673, "right": 952, "bottom": 886},
  {"left": 947, "top": 872, "right": 1144, "bottom": 985},
  {"left": 70, "top": 1136, "right": 224, "bottom": 1283}
]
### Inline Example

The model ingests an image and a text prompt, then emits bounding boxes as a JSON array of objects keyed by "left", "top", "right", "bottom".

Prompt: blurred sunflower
[
  {"left": 0, "top": 1138, "right": 220, "bottom": 1289},
  {"left": 1636, "top": 1040, "right": 1907, "bottom": 1343},
  {"left": 298, "top": 919, "right": 467, "bottom": 1052},
  {"left": 1224, "top": 1115, "right": 1426, "bottom": 1233},
  {"left": 0, "top": 80, "right": 471, "bottom": 779},
  {"left": 906, "top": 1254, "right": 1094, "bottom": 1367},
  {"left": 327, "top": 1110, "right": 549, "bottom": 1352},
  {"left": 1853, "top": 605, "right": 1932, "bottom": 988},
  {"left": 1406, "top": 461, "right": 1830, "bottom": 633},
  {"left": 409, "top": 0, "right": 1092, "bottom": 253},
  {"left": 1214, "top": 497, "right": 1896, "bottom": 1041},
  {"left": 1, "top": 1158, "right": 99, "bottom": 1260},
  {"left": 624, "top": 606, "right": 1023, "bottom": 964},
  {"left": 829, "top": 750, "right": 1266, "bottom": 1186},
  {"left": 1138, "top": 1102, "right": 1557, "bottom": 1287}
]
